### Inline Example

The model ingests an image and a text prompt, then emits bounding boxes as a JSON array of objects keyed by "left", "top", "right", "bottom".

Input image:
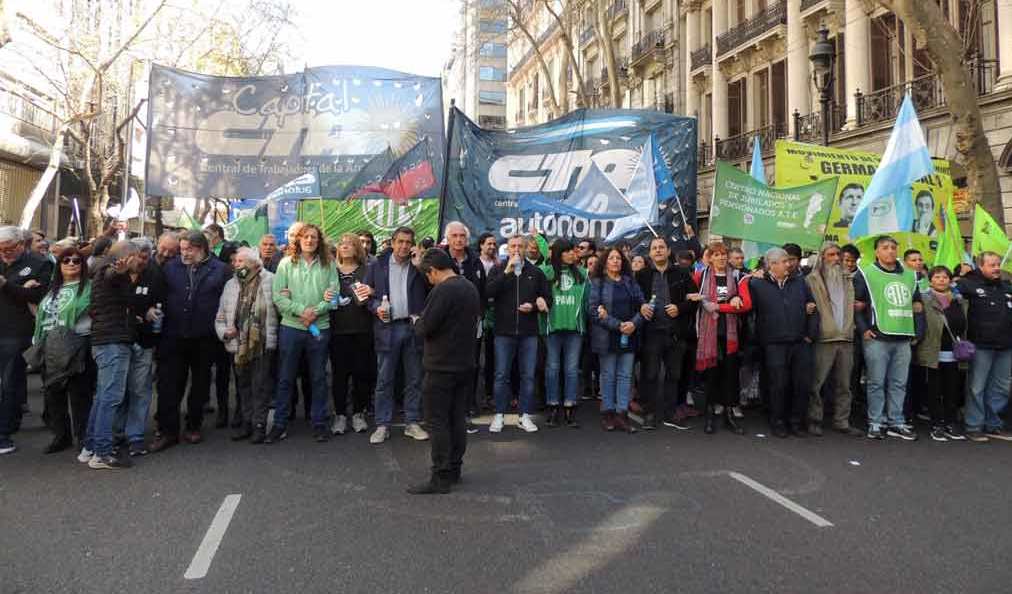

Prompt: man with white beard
[{"left": 805, "top": 242, "right": 862, "bottom": 436}]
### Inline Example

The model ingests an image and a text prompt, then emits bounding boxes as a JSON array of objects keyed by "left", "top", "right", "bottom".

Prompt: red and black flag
[
  {"left": 338, "top": 146, "right": 395, "bottom": 201},
  {"left": 372, "top": 138, "right": 437, "bottom": 205}
]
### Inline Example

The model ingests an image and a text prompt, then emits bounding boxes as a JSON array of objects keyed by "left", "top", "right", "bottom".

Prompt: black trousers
[
  {"left": 703, "top": 352, "right": 741, "bottom": 408},
  {"left": 329, "top": 332, "right": 374, "bottom": 416},
  {"left": 212, "top": 341, "right": 232, "bottom": 415},
  {"left": 157, "top": 336, "right": 217, "bottom": 436},
  {"left": 640, "top": 330, "right": 685, "bottom": 420},
  {"left": 919, "top": 362, "right": 962, "bottom": 427},
  {"left": 43, "top": 356, "right": 96, "bottom": 444},
  {"left": 423, "top": 369, "right": 470, "bottom": 479},
  {"left": 481, "top": 329, "right": 495, "bottom": 400},
  {"left": 764, "top": 341, "right": 812, "bottom": 428}
]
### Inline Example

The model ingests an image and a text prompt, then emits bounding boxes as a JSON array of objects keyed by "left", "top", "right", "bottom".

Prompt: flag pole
[
  {"left": 615, "top": 190, "right": 660, "bottom": 238},
  {"left": 436, "top": 99, "right": 456, "bottom": 242},
  {"left": 1000, "top": 241, "right": 1012, "bottom": 270}
]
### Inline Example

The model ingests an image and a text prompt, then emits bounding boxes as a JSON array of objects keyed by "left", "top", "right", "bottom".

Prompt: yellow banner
[{"left": 774, "top": 140, "right": 953, "bottom": 260}]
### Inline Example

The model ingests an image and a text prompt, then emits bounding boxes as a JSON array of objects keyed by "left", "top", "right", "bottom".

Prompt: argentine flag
[
  {"left": 849, "top": 94, "right": 934, "bottom": 237},
  {"left": 742, "top": 136, "right": 775, "bottom": 266}
]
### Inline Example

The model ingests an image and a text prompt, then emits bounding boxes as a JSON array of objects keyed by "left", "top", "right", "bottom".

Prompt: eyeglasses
[
  {"left": 0, "top": 244, "right": 20, "bottom": 254},
  {"left": 61, "top": 257, "right": 82, "bottom": 265}
]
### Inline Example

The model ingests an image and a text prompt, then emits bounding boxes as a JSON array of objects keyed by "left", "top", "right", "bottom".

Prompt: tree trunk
[
  {"left": 542, "top": 0, "right": 587, "bottom": 109},
  {"left": 595, "top": 0, "right": 622, "bottom": 108},
  {"left": 88, "top": 185, "right": 110, "bottom": 235},
  {"left": 507, "top": 0, "right": 561, "bottom": 118},
  {"left": 877, "top": 0, "right": 1004, "bottom": 225}
]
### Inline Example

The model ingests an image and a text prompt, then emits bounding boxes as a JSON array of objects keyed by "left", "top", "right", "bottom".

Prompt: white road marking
[
  {"left": 184, "top": 494, "right": 242, "bottom": 580},
  {"left": 727, "top": 472, "right": 834, "bottom": 528}
]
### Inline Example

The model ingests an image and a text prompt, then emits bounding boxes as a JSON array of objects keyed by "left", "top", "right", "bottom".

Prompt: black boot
[
  {"left": 231, "top": 424, "right": 253, "bottom": 441},
  {"left": 546, "top": 406, "right": 559, "bottom": 428},
  {"left": 704, "top": 405, "right": 717, "bottom": 434},
  {"left": 564, "top": 406, "right": 580, "bottom": 428},
  {"left": 406, "top": 475, "right": 451, "bottom": 495},
  {"left": 724, "top": 409, "right": 745, "bottom": 435},
  {"left": 215, "top": 409, "right": 228, "bottom": 429}
]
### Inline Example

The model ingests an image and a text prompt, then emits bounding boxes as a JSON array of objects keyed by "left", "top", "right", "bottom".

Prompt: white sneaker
[
  {"left": 731, "top": 406, "right": 744, "bottom": 419},
  {"left": 518, "top": 414, "right": 539, "bottom": 433},
  {"left": 369, "top": 426, "right": 390, "bottom": 444},
  {"left": 351, "top": 412, "right": 368, "bottom": 433},
  {"left": 77, "top": 447, "right": 94, "bottom": 463},
  {"left": 489, "top": 414, "right": 505, "bottom": 433},
  {"left": 713, "top": 404, "right": 725, "bottom": 415},
  {"left": 331, "top": 414, "right": 347, "bottom": 436},
  {"left": 404, "top": 423, "right": 430, "bottom": 441}
]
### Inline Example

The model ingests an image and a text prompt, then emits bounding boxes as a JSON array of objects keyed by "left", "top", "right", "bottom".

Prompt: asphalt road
[{"left": 2, "top": 381, "right": 1011, "bottom": 594}]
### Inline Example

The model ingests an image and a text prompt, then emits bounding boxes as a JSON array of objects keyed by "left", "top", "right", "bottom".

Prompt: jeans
[
  {"left": 862, "top": 339, "right": 911, "bottom": 431},
  {"left": 113, "top": 345, "right": 154, "bottom": 444},
  {"left": 274, "top": 325, "right": 330, "bottom": 430},
  {"left": 545, "top": 332, "right": 583, "bottom": 407},
  {"left": 0, "top": 338, "right": 27, "bottom": 440},
  {"left": 493, "top": 335, "right": 538, "bottom": 414},
  {"left": 87, "top": 344, "right": 132, "bottom": 456},
  {"left": 966, "top": 348, "right": 1012, "bottom": 432},
  {"left": 599, "top": 351, "right": 635, "bottom": 413},
  {"left": 374, "top": 321, "right": 423, "bottom": 426}
]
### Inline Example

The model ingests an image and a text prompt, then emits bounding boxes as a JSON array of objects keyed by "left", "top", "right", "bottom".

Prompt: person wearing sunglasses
[
  {"left": 33, "top": 248, "right": 94, "bottom": 455},
  {"left": 0, "top": 225, "right": 55, "bottom": 455}
]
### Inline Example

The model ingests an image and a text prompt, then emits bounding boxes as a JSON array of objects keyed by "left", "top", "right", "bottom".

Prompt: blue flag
[
  {"left": 743, "top": 135, "right": 775, "bottom": 267},
  {"left": 850, "top": 95, "right": 934, "bottom": 238}
]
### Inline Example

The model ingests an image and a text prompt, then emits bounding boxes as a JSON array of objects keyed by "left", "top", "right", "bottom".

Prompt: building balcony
[
  {"left": 716, "top": 1, "right": 786, "bottom": 58},
  {"left": 855, "top": 59, "right": 998, "bottom": 127},
  {"left": 630, "top": 29, "right": 666, "bottom": 67},
  {"left": 800, "top": 0, "right": 828, "bottom": 13},
  {"left": 715, "top": 122, "right": 788, "bottom": 162},
  {"left": 690, "top": 44, "right": 712, "bottom": 72},
  {"left": 580, "top": 26, "right": 595, "bottom": 46},
  {"left": 698, "top": 142, "right": 714, "bottom": 170},
  {"left": 608, "top": 0, "right": 628, "bottom": 22},
  {"left": 793, "top": 104, "right": 846, "bottom": 143}
]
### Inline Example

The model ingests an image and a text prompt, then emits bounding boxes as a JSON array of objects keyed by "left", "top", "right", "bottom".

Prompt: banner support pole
[{"left": 436, "top": 99, "right": 456, "bottom": 241}]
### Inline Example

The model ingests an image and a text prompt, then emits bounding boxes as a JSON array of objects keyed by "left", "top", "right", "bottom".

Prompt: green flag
[
  {"left": 223, "top": 213, "right": 269, "bottom": 247},
  {"left": 178, "top": 209, "right": 202, "bottom": 231},
  {"left": 933, "top": 195, "right": 962, "bottom": 272},
  {"left": 710, "top": 161, "right": 839, "bottom": 251},
  {"left": 972, "top": 204, "right": 1012, "bottom": 271}
]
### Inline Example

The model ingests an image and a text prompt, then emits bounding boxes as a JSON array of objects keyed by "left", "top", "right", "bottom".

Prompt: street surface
[{"left": 2, "top": 381, "right": 1011, "bottom": 594}]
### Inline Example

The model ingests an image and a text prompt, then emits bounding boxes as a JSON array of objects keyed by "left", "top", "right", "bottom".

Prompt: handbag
[{"left": 942, "top": 315, "right": 975, "bottom": 362}]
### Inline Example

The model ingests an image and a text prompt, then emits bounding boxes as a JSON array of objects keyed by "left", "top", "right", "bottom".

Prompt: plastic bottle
[
  {"left": 151, "top": 303, "right": 163, "bottom": 334},
  {"left": 619, "top": 333, "right": 629, "bottom": 349},
  {"left": 380, "top": 294, "right": 391, "bottom": 323},
  {"left": 308, "top": 323, "right": 321, "bottom": 339}
]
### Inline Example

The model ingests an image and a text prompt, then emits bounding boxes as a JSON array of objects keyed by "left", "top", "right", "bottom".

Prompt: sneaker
[
  {"left": 930, "top": 427, "right": 949, "bottom": 442},
  {"left": 985, "top": 428, "right": 1012, "bottom": 442},
  {"left": 351, "top": 413, "right": 368, "bottom": 433},
  {"left": 314, "top": 426, "right": 330, "bottom": 443},
  {"left": 0, "top": 439, "right": 16, "bottom": 455},
  {"left": 965, "top": 431, "right": 990, "bottom": 443},
  {"left": 640, "top": 414, "right": 657, "bottom": 430},
  {"left": 88, "top": 454, "right": 131, "bottom": 469},
  {"left": 77, "top": 447, "right": 94, "bottom": 463},
  {"left": 465, "top": 419, "right": 479, "bottom": 435},
  {"left": 128, "top": 442, "right": 149, "bottom": 457},
  {"left": 249, "top": 425, "right": 267, "bottom": 444},
  {"left": 713, "top": 404, "right": 724, "bottom": 415},
  {"left": 662, "top": 417, "right": 691, "bottom": 430},
  {"left": 489, "top": 414, "right": 505, "bottom": 433},
  {"left": 331, "top": 414, "right": 347, "bottom": 436},
  {"left": 942, "top": 425, "right": 966, "bottom": 441},
  {"left": 264, "top": 426, "right": 288, "bottom": 444},
  {"left": 404, "top": 423, "right": 430, "bottom": 441},
  {"left": 369, "top": 426, "right": 390, "bottom": 444},
  {"left": 866, "top": 427, "right": 885, "bottom": 440},
  {"left": 518, "top": 414, "right": 539, "bottom": 433},
  {"left": 731, "top": 406, "right": 744, "bottom": 419},
  {"left": 886, "top": 425, "right": 918, "bottom": 441}
]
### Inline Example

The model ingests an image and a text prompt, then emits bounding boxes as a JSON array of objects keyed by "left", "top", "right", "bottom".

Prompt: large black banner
[
  {"left": 145, "top": 64, "right": 445, "bottom": 200},
  {"left": 443, "top": 108, "right": 696, "bottom": 245}
]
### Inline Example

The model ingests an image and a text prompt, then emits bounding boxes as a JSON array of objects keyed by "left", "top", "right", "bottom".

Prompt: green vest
[
  {"left": 860, "top": 262, "right": 916, "bottom": 336},
  {"left": 539, "top": 265, "right": 587, "bottom": 335}
]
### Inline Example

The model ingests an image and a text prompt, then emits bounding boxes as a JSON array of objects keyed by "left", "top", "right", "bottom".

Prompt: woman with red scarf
[{"left": 690, "top": 243, "right": 752, "bottom": 435}]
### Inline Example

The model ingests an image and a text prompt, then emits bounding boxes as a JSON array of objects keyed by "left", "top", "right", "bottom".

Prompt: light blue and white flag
[
  {"left": 605, "top": 136, "right": 660, "bottom": 241},
  {"left": 849, "top": 94, "right": 934, "bottom": 238},
  {"left": 742, "top": 135, "right": 775, "bottom": 267}
]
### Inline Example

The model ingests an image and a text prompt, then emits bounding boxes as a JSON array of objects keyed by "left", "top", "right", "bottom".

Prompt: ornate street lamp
[{"left": 809, "top": 25, "right": 836, "bottom": 146}]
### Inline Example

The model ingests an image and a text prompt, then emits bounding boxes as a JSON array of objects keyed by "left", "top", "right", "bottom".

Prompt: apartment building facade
[
  {"left": 683, "top": 0, "right": 1012, "bottom": 235},
  {"left": 444, "top": 0, "right": 510, "bottom": 130}
]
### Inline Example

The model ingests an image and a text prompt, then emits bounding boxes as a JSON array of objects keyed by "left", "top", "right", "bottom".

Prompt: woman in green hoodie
[
  {"left": 33, "top": 246, "right": 94, "bottom": 454},
  {"left": 540, "top": 239, "right": 588, "bottom": 428}
]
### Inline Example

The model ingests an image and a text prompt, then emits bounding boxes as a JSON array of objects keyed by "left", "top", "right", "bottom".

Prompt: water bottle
[
  {"left": 380, "top": 294, "right": 391, "bottom": 323},
  {"left": 308, "top": 323, "right": 321, "bottom": 339},
  {"left": 648, "top": 295, "right": 657, "bottom": 316},
  {"left": 513, "top": 258, "right": 522, "bottom": 278},
  {"left": 620, "top": 333, "right": 629, "bottom": 349},
  {"left": 329, "top": 284, "right": 350, "bottom": 308},
  {"left": 151, "top": 303, "right": 163, "bottom": 334}
]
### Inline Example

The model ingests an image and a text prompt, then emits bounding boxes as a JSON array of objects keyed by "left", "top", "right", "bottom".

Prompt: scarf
[
  {"left": 695, "top": 266, "right": 739, "bottom": 371},
  {"left": 234, "top": 268, "right": 264, "bottom": 367},
  {"left": 931, "top": 288, "right": 952, "bottom": 312}
]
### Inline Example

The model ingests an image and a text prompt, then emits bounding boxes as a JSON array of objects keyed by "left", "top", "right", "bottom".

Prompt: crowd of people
[{"left": 1, "top": 220, "right": 1010, "bottom": 493}]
